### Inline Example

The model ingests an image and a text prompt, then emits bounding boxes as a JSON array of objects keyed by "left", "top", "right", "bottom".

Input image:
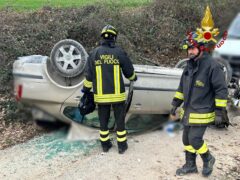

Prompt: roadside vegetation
[{"left": 0, "top": 0, "right": 152, "bottom": 11}]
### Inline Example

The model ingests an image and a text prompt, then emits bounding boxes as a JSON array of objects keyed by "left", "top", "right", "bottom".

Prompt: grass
[{"left": 0, "top": 0, "right": 152, "bottom": 11}]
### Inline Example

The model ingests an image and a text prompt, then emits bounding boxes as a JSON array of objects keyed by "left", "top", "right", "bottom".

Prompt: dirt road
[{"left": 0, "top": 111, "right": 239, "bottom": 180}]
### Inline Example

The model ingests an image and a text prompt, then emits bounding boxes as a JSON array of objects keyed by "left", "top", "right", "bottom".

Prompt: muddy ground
[{"left": 0, "top": 109, "right": 239, "bottom": 180}]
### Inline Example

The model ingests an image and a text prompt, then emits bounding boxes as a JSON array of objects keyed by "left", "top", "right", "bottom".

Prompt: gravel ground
[{"left": 0, "top": 110, "right": 239, "bottom": 180}]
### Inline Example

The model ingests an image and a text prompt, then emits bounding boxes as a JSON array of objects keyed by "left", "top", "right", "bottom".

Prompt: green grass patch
[{"left": 0, "top": 0, "right": 152, "bottom": 11}]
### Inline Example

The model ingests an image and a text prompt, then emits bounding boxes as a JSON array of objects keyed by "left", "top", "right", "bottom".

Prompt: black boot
[
  {"left": 101, "top": 140, "right": 112, "bottom": 152},
  {"left": 118, "top": 141, "right": 128, "bottom": 154},
  {"left": 176, "top": 151, "right": 198, "bottom": 176},
  {"left": 200, "top": 151, "right": 215, "bottom": 177}
]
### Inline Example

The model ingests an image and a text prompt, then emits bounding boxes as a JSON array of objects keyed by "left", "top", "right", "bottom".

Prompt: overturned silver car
[{"left": 12, "top": 39, "right": 236, "bottom": 138}]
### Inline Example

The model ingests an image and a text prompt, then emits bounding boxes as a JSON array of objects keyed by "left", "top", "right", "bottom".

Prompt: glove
[
  {"left": 79, "top": 91, "right": 96, "bottom": 116},
  {"left": 215, "top": 115, "right": 223, "bottom": 126},
  {"left": 170, "top": 106, "right": 177, "bottom": 116},
  {"left": 81, "top": 87, "right": 91, "bottom": 94},
  {"left": 170, "top": 106, "right": 179, "bottom": 121},
  {"left": 215, "top": 108, "right": 230, "bottom": 128}
]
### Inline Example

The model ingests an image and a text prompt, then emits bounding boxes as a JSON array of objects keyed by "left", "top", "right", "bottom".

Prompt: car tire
[
  {"left": 175, "top": 57, "right": 232, "bottom": 84},
  {"left": 175, "top": 58, "right": 189, "bottom": 69},
  {"left": 50, "top": 39, "right": 88, "bottom": 78},
  {"left": 214, "top": 57, "right": 232, "bottom": 85}
]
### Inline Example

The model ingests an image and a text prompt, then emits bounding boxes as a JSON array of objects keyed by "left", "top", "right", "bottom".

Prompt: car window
[
  {"left": 228, "top": 15, "right": 240, "bottom": 38},
  {"left": 63, "top": 106, "right": 169, "bottom": 133},
  {"left": 63, "top": 106, "right": 115, "bottom": 129},
  {"left": 126, "top": 114, "right": 168, "bottom": 133}
]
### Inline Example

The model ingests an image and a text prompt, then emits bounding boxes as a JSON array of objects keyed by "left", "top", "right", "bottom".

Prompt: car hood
[{"left": 214, "top": 38, "right": 240, "bottom": 56}]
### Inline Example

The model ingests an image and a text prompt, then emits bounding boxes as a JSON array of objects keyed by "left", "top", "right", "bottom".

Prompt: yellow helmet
[{"left": 101, "top": 25, "right": 118, "bottom": 39}]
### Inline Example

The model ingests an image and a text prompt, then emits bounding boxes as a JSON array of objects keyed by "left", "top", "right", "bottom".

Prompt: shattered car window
[
  {"left": 126, "top": 114, "right": 168, "bottom": 133},
  {"left": 63, "top": 107, "right": 115, "bottom": 129},
  {"left": 63, "top": 107, "right": 168, "bottom": 133}
]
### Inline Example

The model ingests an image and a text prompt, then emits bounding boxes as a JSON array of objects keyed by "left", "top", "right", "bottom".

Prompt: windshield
[{"left": 228, "top": 14, "right": 240, "bottom": 38}]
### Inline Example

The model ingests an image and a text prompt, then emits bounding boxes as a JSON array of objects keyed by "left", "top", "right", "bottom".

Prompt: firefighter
[
  {"left": 82, "top": 25, "right": 137, "bottom": 154},
  {"left": 170, "top": 31, "right": 229, "bottom": 177}
]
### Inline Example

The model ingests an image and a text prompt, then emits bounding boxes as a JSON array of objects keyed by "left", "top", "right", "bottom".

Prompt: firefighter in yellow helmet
[
  {"left": 82, "top": 25, "right": 137, "bottom": 154},
  {"left": 170, "top": 30, "right": 229, "bottom": 176}
]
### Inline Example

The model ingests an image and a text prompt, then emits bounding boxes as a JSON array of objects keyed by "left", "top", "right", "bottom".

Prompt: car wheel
[
  {"left": 214, "top": 57, "right": 232, "bottom": 85},
  {"left": 175, "top": 58, "right": 189, "bottom": 69},
  {"left": 50, "top": 39, "right": 88, "bottom": 78}
]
